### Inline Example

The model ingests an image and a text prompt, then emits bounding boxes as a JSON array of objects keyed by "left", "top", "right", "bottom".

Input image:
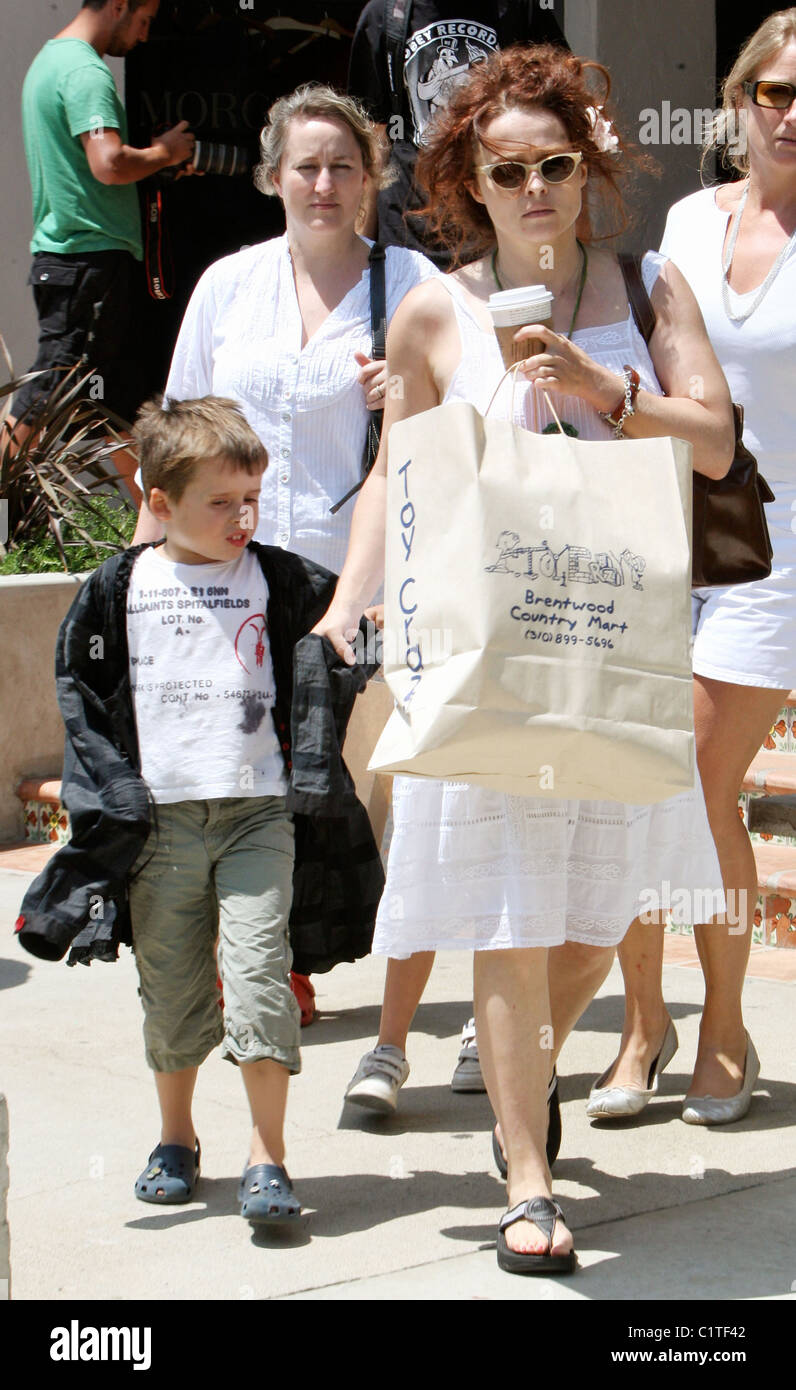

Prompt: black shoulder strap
[
  {"left": 617, "top": 253, "right": 657, "bottom": 345},
  {"left": 328, "top": 244, "right": 387, "bottom": 515},
  {"left": 369, "top": 241, "right": 387, "bottom": 360},
  {"left": 384, "top": 0, "right": 413, "bottom": 119}
]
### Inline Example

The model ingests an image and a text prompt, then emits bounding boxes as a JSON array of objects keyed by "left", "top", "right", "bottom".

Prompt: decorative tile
[
  {"left": 763, "top": 715, "right": 788, "bottom": 752},
  {"left": 22, "top": 798, "right": 71, "bottom": 846},
  {"left": 666, "top": 898, "right": 766, "bottom": 946},
  {"left": 753, "top": 897, "right": 765, "bottom": 947},
  {"left": 749, "top": 828, "right": 796, "bottom": 847},
  {"left": 42, "top": 806, "right": 70, "bottom": 845},
  {"left": 763, "top": 893, "right": 796, "bottom": 948},
  {"left": 22, "top": 800, "right": 46, "bottom": 843}
]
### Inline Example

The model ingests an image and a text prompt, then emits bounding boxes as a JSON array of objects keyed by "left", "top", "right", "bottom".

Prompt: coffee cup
[{"left": 487, "top": 284, "right": 554, "bottom": 368}]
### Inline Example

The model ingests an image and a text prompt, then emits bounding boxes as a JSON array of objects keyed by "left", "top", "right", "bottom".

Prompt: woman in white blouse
[
  {"left": 589, "top": 10, "right": 796, "bottom": 1127},
  {"left": 132, "top": 84, "right": 439, "bottom": 574}
]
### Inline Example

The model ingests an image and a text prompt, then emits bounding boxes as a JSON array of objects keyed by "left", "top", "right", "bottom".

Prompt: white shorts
[{"left": 692, "top": 566, "right": 796, "bottom": 691}]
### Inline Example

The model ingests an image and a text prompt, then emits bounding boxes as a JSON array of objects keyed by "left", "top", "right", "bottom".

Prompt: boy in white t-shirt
[{"left": 125, "top": 395, "right": 308, "bottom": 1224}]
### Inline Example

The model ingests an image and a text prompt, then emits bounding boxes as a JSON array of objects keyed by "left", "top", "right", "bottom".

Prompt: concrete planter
[{"left": 0, "top": 572, "right": 85, "bottom": 844}]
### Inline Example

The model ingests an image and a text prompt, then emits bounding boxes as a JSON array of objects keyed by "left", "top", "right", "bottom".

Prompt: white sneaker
[
  {"left": 450, "top": 1017, "right": 486, "bottom": 1093},
  {"left": 344, "top": 1044, "right": 410, "bottom": 1113}
]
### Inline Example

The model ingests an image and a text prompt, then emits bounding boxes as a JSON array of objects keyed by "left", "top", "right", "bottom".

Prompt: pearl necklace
[{"left": 721, "top": 184, "right": 796, "bottom": 324}]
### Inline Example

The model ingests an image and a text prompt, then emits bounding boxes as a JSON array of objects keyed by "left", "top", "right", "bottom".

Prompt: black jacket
[{"left": 15, "top": 542, "right": 384, "bottom": 973}]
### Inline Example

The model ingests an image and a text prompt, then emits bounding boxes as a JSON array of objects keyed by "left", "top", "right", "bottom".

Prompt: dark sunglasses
[
  {"left": 743, "top": 79, "right": 796, "bottom": 109},
  {"left": 474, "top": 151, "right": 583, "bottom": 193}
]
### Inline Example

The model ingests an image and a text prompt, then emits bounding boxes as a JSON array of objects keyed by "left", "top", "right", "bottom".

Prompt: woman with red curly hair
[{"left": 317, "top": 44, "right": 735, "bottom": 1275}]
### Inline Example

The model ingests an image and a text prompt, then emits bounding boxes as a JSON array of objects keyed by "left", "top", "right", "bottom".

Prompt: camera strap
[
  {"left": 329, "top": 242, "right": 386, "bottom": 514},
  {"left": 384, "top": 0, "right": 413, "bottom": 120},
  {"left": 144, "top": 184, "right": 175, "bottom": 301}
]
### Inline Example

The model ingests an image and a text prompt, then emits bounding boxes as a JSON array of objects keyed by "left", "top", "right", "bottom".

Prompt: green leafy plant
[
  {"left": 0, "top": 494, "right": 136, "bottom": 574},
  {"left": 0, "top": 333, "right": 137, "bottom": 572}
]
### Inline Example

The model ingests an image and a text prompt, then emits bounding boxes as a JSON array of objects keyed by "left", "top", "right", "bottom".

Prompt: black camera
[
  {"left": 189, "top": 138, "right": 251, "bottom": 177},
  {"left": 157, "top": 136, "right": 251, "bottom": 180}
]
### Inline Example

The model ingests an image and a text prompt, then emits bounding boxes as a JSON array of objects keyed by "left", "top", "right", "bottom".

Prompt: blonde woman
[
  {"left": 132, "top": 84, "right": 439, "bottom": 573},
  {"left": 590, "top": 9, "right": 796, "bottom": 1126}
]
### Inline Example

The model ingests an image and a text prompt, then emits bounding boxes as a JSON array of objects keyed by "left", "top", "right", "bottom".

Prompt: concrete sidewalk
[{"left": 1, "top": 865, "right": 795, "bottom": 1302}]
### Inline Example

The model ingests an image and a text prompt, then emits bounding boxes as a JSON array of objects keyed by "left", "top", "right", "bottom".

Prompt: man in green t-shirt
[{"left": 11, "top": 0, "right": 194, "bottom": 481}]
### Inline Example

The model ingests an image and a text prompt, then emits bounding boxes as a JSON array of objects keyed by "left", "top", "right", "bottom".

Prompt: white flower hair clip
[{"left": 587, "top": 105, "right": 620, "bottom": 154}]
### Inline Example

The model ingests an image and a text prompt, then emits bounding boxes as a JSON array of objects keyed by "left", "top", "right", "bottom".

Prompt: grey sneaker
[
  {"left": 450, "top": 1017, "right": 486, "bottom": 1093},
  {"left": 344, "top": 1044, "right": 410, "bottom": 1113}
]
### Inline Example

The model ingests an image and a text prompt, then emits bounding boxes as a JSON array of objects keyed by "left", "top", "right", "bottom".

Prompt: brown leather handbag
[{"left": 618, "top": 254, "right": 775, "bottom": 587}]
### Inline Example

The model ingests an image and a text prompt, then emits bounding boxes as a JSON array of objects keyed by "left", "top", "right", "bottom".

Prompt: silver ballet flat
[
  {"left": 681, "top": 1034, "right": 760, "bottom": 1126},
  {"left": 586, "top": 1019, "right": 679, "bottom": 1119}
]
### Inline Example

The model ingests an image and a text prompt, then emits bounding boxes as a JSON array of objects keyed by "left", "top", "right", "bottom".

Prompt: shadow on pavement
[
  {"left": 296, "top": 1166, "right": 505, "bottom": 1238},
  {"left": 576, "top": 992, "right": 702, "bottom": 1034},
  {"left": 125, "top": 1176, "right": 239, "bottom": 1230},
  {"left": 337, "top": 1082, "right": 493, "bottom": 1135},
  {"left": 441, "top": 1161, "right": 796, "bottom": 1300},
  {"left": 301, "top": 998, "right": 473, "bottom": 1048},
  {"left": 0, "top": 957, "right": 32, "bottom": 991}
]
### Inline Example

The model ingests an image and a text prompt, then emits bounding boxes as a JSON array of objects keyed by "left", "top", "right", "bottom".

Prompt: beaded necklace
[
  {"left": 721, "top": 185, "right": 796, "bottom": 324},
  {"left": 491, "top": 241, "right": 588, "bottom": 337}
]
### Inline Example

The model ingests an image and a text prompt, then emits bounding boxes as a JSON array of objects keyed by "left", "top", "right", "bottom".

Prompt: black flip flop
[{"left": 496, "top": 1196, "right": 577, "bottom": 1276}]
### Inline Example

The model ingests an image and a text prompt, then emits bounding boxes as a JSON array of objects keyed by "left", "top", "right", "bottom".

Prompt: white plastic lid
[{"left": 487, "top": 284, "right": 554, "bottom": 327}]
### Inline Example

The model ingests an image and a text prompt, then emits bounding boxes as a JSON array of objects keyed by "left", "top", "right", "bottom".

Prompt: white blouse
[{"left": 165, "top": 234, "right": 440, "bottom": 576}]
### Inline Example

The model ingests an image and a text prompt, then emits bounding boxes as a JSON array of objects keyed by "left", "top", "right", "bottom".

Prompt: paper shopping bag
[{"left": 369, "top": 401, "right": 695, "bottom": 804}]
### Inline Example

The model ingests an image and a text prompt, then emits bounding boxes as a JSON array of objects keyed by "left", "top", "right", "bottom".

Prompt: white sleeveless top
[
  {"left": 372, "top": 254, "right": 725, "bottom": 958},
  {"left": 440, "top": 251, "right": 666, "bottom": 429},
  {"left": 661, "top": 188, "right": 796, "bottom": 548}
]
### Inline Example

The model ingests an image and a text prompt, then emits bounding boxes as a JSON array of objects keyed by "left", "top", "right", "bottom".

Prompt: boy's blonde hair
[{"left": 133, "top": 396, "right": 268, "bottom": 502}]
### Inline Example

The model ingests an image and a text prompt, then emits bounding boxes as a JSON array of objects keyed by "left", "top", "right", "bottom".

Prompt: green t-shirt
[{"left": 22, "top": 38, "right": 143, "bottom": 259}]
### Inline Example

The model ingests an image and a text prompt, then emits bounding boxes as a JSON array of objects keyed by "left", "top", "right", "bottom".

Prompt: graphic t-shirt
[
  {"left": 401, "top": 16, "right": 500, "bottom": 146},
  {"left": 348, "top": 1, "right": 567, "bottom": 264},
  {"left": 126, "top": 546, "right": 287, "bottom": 804},
  {"left": 22, "top": 38, "right": 142, "bottom": 258}
]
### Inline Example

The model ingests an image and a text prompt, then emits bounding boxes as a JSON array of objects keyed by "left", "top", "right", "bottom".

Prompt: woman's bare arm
[
  {"left": 313, "top": 280, "right": 449, "bottom": 663},
  {"left": 636, "top": 261, "right": 735, "bottom": 478}
]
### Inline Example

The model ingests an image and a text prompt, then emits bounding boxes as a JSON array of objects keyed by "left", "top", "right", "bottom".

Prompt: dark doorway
[
  {"left": 716, "top": 2, "right": 779, "bottom": 94},
  {"left": 712, "top": 3, "right": 788, "bottom": 188},
  {"left": 125, "top": 2, "right": 363, "bottom": 400}
]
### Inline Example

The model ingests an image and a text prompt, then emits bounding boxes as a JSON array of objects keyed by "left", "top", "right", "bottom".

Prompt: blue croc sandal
[
  {"left": 239, "top": 1163, "right": 301, "bottom": 1225},
  {"left": 135, "top": 1139, "right": 200, "bottom": 1204}
]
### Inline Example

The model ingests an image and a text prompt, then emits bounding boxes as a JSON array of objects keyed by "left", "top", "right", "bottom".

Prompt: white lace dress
[{"left": 372, "top": 254, "right": 725, "bottom": 957}]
